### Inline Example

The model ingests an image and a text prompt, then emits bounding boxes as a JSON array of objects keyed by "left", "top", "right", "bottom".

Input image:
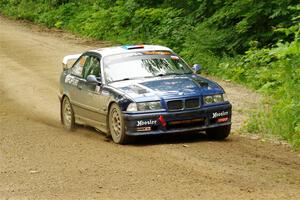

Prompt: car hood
[{"left": 108, "top": 74, "right": 224, "bottom": 102}]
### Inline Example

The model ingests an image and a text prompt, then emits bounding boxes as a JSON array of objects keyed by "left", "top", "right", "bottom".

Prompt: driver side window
[{"left": 82, "top": 56, "right": 101, "bottom": 79}]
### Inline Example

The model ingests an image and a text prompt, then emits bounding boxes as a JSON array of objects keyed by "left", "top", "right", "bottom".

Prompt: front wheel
[
  {"left": 61, "top": 97, "right": 76, "bottom": 131},
  {"left": 206, "top": 125, "right": 231, "bottom": 140},
  {"left": 108, "top": 104, "right": 128, "bottom": 144}
]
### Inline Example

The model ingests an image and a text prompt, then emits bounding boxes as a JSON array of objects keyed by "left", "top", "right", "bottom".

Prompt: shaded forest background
[{"left": 0, "top": 0, "right": 299, "bottom": 148}]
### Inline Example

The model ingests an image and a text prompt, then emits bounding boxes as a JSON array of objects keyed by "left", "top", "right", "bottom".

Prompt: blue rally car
[{"left": 59, "top": 45, "right": 232, "bottom": 144}]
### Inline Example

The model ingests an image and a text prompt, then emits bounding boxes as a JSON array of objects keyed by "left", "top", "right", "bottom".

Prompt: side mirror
[
  {"left": 192, "top": 64, "right": 202, "bottom": 73},
  {"left": 87, "top": 75, "right": 101, "bottom": 85}
]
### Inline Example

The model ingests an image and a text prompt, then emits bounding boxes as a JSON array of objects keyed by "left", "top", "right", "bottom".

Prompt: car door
[
  {"left": 66, "top": 54, "right": 89, "bottom": 117},
  {"left": 77, "top": 53, "right": 108, "bottom": 131}
]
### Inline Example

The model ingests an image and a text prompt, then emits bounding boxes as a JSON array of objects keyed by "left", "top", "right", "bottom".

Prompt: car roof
[{"left": 90, "top": 45, "right": 173, "bottom": 57}]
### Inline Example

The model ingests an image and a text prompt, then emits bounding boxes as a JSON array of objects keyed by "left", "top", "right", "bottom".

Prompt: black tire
[
  {"left": 61, "top": 97, "right": 76, "bottom": 131},
  {"left": 206, "top": 125, "right": 231, "bottom": 140},
  {"left": 108, "top": 103, "right": 128, "bottom": 144}
]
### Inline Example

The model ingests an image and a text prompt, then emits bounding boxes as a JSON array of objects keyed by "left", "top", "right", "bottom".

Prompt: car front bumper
[{"left": 123, "top": 103, "right": 232, "bottom": 136}]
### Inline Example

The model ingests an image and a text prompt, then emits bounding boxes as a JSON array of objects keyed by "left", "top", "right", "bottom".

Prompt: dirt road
[{"left": 0, "top": 16, "right": 299, "bottom": 200}]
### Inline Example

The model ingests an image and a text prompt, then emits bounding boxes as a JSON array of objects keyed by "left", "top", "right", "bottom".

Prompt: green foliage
[
  {"left": 2, "top": 0, "right": 298, "bottom": 57},
  {"left": 0, "top": 0, "right": 299, "bottom": 148},
  {"left": 217, "top": 22, "right": 300, "bottom": 148}
]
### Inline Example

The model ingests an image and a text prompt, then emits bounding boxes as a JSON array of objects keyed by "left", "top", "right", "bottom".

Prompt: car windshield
[{"left": 103, "top": 52, "right": 193, "bottom": 83}]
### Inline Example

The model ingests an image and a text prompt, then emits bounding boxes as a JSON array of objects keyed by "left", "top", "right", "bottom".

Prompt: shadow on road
[
  {"left": 131, "top": 132, "right": 230, "bottom": 146},
  {"left": 62, "top": 124, "right": 232, "bottom": 146}
]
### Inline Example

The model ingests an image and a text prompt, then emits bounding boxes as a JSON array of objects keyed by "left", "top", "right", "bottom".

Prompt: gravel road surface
[{"left": 0, "top": 16, "right": 299, "bottom": 200}]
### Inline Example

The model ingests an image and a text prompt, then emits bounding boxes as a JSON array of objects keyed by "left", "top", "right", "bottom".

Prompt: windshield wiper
[
  {"left": 111, "top": 77, "right": 131, "bottom": 83},
  {"left": 157, "top": 72, "right": 192, "bottom": 76},
  {"left": 141, "top": 72, "right": 191, "bottom": 79},
  {"left": 112, "top": 72, "right": 193, "bottom": 82}
]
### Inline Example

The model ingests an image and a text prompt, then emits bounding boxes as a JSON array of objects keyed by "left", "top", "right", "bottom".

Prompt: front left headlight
[
  {"left": 203, "top": 94, "right": 225, "bottom": 104},
  {"left": 126, "top": 101, "right": 162, "bottom": 112}
]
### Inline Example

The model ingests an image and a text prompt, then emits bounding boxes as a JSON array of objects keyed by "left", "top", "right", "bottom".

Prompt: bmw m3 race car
[{"left": 59, "top": 45, "right": 232, "bottom": 144}]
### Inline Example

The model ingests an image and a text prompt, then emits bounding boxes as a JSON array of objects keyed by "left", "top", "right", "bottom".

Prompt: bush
[{"left": 215, "top": 25, "right": 300, "bottom": 148}]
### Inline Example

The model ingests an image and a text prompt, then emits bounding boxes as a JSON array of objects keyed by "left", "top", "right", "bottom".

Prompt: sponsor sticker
[
  {"left": 136, "top": 119, "right": 157, "bottom": 127},
  {"left": 171, "top": 55, "right": 179, "bottom": 60},
  {"left": 217, "top": 117, "right": 229, "bottom": 123},
  {"left": 212, "top": 111, "right": 229, "bottom": 119},
  {"left": 143, "top": 51, "right": 171, "bottom": 55},
  {"left": 136, "top": 127, "right": 152, "bottom": 132}
]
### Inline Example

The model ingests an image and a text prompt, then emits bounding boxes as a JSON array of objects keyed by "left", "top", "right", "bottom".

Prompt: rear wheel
[
  {"left": 109, "top": 104, "right": 128, "bottom": 144},
  {"left": 206, "top": 125, "right": 231, "bottom": 140},
  {"left": 61, "top": 97, "right": 76, "bottom": 131}
]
